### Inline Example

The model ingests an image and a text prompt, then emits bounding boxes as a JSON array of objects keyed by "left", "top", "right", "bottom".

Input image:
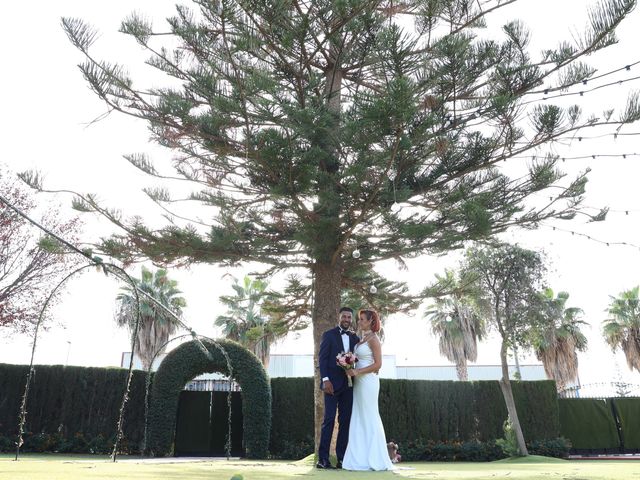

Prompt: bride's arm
[{"left": 352, "top": 337, "right": 382, "bottom": 376}]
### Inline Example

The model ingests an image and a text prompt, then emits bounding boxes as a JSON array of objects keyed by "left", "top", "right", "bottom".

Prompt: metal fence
[{"left": 559, "top": 382, "right": 640, "bottom": 399}]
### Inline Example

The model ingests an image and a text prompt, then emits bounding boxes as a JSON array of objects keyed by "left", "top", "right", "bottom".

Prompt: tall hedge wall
[
  {"left": 1, "top": 363, "right": 560, "bottom": 458},
  {"left": 381, "top": 379, "right": 559, "bottom": 444},
  {"left": 268, "top": 377, "right": 560, "bottom": 457},
  {"left": 270, "top": 378, "right": 315, "bottom": 457},
  {"left": 0, "top": 363, "right": 147, "bottom": 449}
]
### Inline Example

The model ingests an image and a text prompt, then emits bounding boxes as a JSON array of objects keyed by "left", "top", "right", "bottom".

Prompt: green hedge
[
  {"left": 268, "top": 378, "right": 560, "bottom": 459},
  {"left": 558, "top": 398, "right": 620, "bottom": 450},
  {"left": 400, "top": 437, "right": 571, "bottom": 462},
  {"left": 0, "top": 431, "right": 131, "bottom": 454},
  {"left": 0, "top": 362, "right": 563, "bottom": 460},
  {"left": 512, "top": 380, "right": 560, "bottom": 441},
  {"left": 0, "top": 363, "right": 147, "bottom": 449},
  {"left": 269, "top": 378, "right": 314, "bottom": 459},
  {"left": 380, "top": 379, "right": 559, "bottom": 445}
]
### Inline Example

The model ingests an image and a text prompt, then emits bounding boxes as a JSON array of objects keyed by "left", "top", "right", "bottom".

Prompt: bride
[{"left": 342, "top": 308, "right": 395, "bottom": 471}]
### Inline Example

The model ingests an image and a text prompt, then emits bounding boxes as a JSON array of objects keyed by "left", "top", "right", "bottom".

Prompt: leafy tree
[
  {"left": 424, "top": 270, "right": 485, "bottom": 381},
  {"left": 115, "top": 266, "right": 186, "bottom": 370},
  {"left": 215, "top": 275, "right": 292, "bottom": 367},
  {"left": 36, "top": 0, "right": 638, "bottom": 445},
  {"left": 461, "top": 243, "right": 546, "bottom": 456},
  {"left": 0, "top": 168, "right": 82, "bottom": 333},
  {"left": 530, "top": 288, "right": 587, "bottom": 391},
  {"left": 603, "top": 286, "right": 640, "bottom": 374}
]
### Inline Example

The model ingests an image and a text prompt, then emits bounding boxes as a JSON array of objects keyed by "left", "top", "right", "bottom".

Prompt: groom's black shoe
[
  {"left": 335, "top": 461, "right": 343, "bottom": 469},
  {"left": 316, "top": 460, "right": 335, "bottom": 469}
]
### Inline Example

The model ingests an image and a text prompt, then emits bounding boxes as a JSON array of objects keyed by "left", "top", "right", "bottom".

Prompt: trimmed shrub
[
  {"left": 398, "top": 437, "right": 569, "bottom": 462},
  {"left": 399, "top": 439, "right": 506, "bottom": 462},
  {"left": 0, "top": 433, "right": 13, "bottom": 452},
  {"left": 512, "top": 380, "right": 560, "bottom": 441},
  {"left": 269, "top": 377, "right": 314, "bottom": 459},
  {"left": 527, "top": 437, "right": 571, "bottom": 458},
  {"left": 0, "top": 363, "right": 148, "bottom": 449},
  {"left": 380, "top": 379, "right": 559, "bottom": 445}
]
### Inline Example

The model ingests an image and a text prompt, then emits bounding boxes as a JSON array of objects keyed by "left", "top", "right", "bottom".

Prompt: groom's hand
[{"left": 322, "top": 380, "right": 334, "bottom": 395}]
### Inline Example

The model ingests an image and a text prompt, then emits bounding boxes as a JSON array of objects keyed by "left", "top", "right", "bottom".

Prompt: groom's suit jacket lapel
[
  {"left": 333, "top": 326, "right": 345, "bottom": 352},
  {"left": 349, "top": 333, "right": 358, "bottom": 352}
]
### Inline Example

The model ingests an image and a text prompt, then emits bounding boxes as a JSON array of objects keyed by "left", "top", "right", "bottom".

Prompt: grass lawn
[{"left": 1, "top": 454, "right": 639, "bottom": 480}]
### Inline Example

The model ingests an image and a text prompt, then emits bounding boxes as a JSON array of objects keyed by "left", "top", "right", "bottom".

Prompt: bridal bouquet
[{"left": 336, "top": 352, "right": 358, "bottom": 387}]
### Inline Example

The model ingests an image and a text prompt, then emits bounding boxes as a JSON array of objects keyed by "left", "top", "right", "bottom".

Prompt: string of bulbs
[
  {"left": 521, "top": 73, "right": 640, "bottom": 106},
  {"left": 512, "top": 152, "right": 640, "bottom": 162},
  {"left": 526, "top": 60, "right": 640, "bottom": 96},
  {"left": 540, "top": 222, "right": 640, "bottom": 251},
  {"left": 513, "top": 131, "right": 640, "bottom": 146}
]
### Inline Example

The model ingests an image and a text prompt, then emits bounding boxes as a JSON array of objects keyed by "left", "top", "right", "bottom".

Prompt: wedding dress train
[{"left": 342, "top": 341, "right": 394, "bottom": 471}]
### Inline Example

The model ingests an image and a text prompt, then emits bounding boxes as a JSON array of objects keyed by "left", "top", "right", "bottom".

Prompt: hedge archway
[{"left": 147, "top": 338, "right": 271, "bottom": 458}]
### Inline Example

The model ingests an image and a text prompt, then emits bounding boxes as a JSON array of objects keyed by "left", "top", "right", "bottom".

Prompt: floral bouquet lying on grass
[{"left": 336, "top": 352, "right": 358, "bottom": 387}]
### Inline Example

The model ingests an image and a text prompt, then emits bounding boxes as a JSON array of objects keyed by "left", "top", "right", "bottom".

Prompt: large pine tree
[{"left": 31, "top": 0, "right": 639, "bottom": 447}]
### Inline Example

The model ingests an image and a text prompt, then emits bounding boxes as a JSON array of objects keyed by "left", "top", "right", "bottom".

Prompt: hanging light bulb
[
  {"left": 369, "top": 285, "right": 377, "bottom": 294},
  {"left": 352, "top": 249, "right": 361, "bottom": 259}
]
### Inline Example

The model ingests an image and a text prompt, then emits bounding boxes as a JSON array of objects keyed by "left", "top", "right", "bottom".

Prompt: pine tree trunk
[
  {"left": 311, "top": 32, "right": 344, "bottom": 455},
  {"left": 455, "top": 360, "right": 468, "bottom": 381},
  {"left": 499, "top": 339, "right": 528, "bottom": 456},
  {"left": 312, "top": 260, "right": 343, "bottom": 453}
]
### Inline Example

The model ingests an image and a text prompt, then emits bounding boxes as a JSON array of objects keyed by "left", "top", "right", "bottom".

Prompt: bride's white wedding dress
[{"left": 342, "top": 341, "right": 395, "bottom": 471}]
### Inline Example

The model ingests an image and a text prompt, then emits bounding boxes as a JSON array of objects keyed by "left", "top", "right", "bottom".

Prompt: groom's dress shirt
[{"left": 340, "top": 329, "right": 350, "bottom": 353}]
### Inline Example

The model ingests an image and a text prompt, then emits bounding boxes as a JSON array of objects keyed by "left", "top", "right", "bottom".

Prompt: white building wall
[
  {"left": 122, "top": 352, "right": 545, "bottom": 381},
  {"left": 396, "top": 364, "right": 546, "bottom": 381},
  {"left": 267, "top": 354, "right": 397, "bottom": 379}
]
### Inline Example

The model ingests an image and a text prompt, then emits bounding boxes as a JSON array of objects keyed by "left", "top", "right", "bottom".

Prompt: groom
[{"left": 317, "top": 306, "right": 359, "bottom": 469}]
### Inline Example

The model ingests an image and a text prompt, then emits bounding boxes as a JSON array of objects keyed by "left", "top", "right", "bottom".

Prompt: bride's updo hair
[{"left": 359, "top": 308, "right": 381, "bottom": 333}]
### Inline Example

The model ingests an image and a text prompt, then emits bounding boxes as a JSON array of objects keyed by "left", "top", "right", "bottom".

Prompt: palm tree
[
  {"left": 115, "top": 266, "right": 186, "bottom": 370},
  {"left": 425, "top": 271, "right": 485, "bottom": 381},
  {"left": 603, "top": 286, "right": 640, "bottom": 374},
  {"left": 530, "top": 289, "right": 587, "bottom": 392},
  {"left": 215, "top": 276, "right": 286, "bottom": 368}
]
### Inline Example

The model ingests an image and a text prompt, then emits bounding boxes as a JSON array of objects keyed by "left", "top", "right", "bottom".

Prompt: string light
[
  {"left": 515, "top": 152, "right": 640, "bottom": 161},
  {"left": 527, "top": 59, "right": 640, "bottom": 97},
  {"left": 541, "top": 223, "right": 640, "bottom": 251},
  {"left": 513, "top": 131, "right": 640, "bottom": 145},
  {"left": 531, "top": 190, "right": 640, "bottom": 217},
  {"left": 450, "top": 60, "right": 639, "bottom": 130},
  {"left": 522, "top": 74, "right": 640, "bottom": 106}
]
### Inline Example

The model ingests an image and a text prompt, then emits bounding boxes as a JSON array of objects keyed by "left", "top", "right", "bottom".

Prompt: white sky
[{"left": 1, "top": 0, "right": 639, "bottom": 390}]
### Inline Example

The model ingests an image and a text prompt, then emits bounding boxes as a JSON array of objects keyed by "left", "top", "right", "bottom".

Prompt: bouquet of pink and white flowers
[{"left": 336, "top": 351, "right": 358, "bottom": 387}]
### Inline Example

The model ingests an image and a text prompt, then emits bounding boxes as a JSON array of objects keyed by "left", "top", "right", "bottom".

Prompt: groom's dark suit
[{"left": 318, "top": 326, "right": 359, "bottom": 465}]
